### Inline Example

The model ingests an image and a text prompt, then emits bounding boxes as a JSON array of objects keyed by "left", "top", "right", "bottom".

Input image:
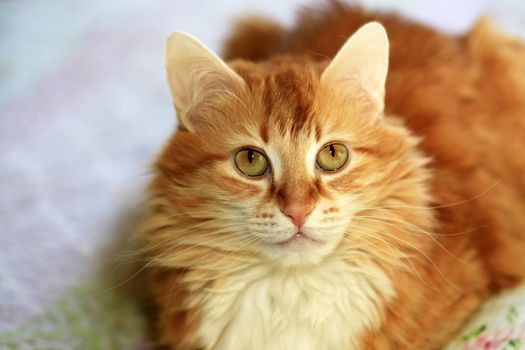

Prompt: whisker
[
  {"left": 342, "top": 231, "right": 439, "bottom": 291},
  {"left": 352, "top": 215, "right": 475, "bottom": 267},
  {"left": 367, "top": 228, "right": 460, "bottom": 291},
  {"left": 360, "top": 175, "right": 506, "bottom": 212},
  {"left": 344, "top": 222, "right": 461, "bottom": 291}
]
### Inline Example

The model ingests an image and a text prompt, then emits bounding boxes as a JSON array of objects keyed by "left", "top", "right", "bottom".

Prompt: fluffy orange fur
[{"left": 139, "top": 3, "right": 525, "bottom": 349}]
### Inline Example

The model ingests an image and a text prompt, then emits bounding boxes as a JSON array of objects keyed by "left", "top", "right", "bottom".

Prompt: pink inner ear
[{"left": 176, "top": 91, "right": 191, "bottom": 113}]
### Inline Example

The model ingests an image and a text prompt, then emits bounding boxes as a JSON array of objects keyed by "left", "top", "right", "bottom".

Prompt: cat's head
[{"left": 148, "top": 23, "right": 432, "bottom": 268}]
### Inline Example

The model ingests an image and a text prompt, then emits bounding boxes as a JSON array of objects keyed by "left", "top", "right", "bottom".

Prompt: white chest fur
[{"left": 196, "top": 258, "right": 395, "bottom": 350}]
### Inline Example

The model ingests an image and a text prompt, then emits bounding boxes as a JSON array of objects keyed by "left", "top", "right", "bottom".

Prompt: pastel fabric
[
  {"left": 1, "top": 0, "right": 524, "bottom": 348},
  {"left": 445, "top": 284, "right": 525, "bottom": 350}
]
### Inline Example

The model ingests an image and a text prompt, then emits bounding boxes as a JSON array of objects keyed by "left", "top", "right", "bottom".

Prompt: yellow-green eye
[
  {"left": 317, "top": 143, "right": 349, "bottom": 171},
  {"left": 234, "top": 148, "right": 269, "bottom": 177}
]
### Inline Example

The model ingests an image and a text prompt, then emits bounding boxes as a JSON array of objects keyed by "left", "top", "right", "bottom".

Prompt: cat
[{"left": 138, "top": 2, "right": 525, "bottom": 349}]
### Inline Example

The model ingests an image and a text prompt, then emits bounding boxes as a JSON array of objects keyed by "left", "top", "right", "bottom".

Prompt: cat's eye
[
  {"left": 317, "top": 143, "right": 349, "bottom": 172},
  {"left": 234, "top": 148, "right": 269, "bottom": 177}
]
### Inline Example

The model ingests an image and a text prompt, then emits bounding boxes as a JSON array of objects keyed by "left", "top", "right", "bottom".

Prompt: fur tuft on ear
[
  {"left": 321, "top": 22, "right": 389, "bottom": 113},
  {"left": 166, "top": 32, "right": 245, "bottom": 132}
]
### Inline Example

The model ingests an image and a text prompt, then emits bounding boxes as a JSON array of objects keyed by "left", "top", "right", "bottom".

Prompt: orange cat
[{"left": 139, "top": 3, "right": 525, "bottom": 349}]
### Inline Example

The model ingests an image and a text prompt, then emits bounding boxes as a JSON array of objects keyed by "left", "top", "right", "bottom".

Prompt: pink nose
[{"left": 281, "top": 201, "right": 315, "bottom": 228}]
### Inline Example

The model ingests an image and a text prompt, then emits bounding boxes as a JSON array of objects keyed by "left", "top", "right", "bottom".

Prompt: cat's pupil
[
  {"left": 247, "top": 149, "right": 254, "bottom": 163},
  {"left": 329, "top": 144, "right": 335, "bottom": 157}
]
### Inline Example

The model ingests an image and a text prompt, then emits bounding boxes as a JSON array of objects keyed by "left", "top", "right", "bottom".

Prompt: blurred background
[{"left": 1, "top": 0, "right": 524, "bottom": 348}]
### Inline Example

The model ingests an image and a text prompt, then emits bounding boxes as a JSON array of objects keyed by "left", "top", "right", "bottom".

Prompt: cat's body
[{"left": 141, "top": 4, "right": 525, "bottom": 350}]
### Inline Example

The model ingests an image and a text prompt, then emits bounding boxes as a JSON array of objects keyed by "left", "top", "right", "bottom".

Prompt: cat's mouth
[{"left": 278, "top": 231, "right": 321, "bottom": 247}]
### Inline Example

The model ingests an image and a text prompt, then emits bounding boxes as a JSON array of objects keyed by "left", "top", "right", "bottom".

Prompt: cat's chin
[
  {"left": 264, "top": 232, "right": 340, "bottom": 267},
  {"left": 278, "top": 231, "right": 318, "bottom": 244}
]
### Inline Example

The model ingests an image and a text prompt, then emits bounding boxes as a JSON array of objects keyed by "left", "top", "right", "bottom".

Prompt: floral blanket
[
  {"left": 445, "top": 284, "right": 525, "bottom": 350},
  {"left": 1, "top": 0, "right": 524, "bottom": 348}
]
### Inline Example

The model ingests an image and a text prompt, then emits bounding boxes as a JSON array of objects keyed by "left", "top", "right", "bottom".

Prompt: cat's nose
[{"left": 281, "top": 201, "right": 315, "bottom": 228}]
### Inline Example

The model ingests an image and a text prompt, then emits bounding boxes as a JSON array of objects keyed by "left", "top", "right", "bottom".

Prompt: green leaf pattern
[{"left": 445, "top": 284, "right": 525, "bottom": 350}]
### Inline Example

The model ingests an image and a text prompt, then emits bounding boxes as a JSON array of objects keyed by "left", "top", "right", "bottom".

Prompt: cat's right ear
[
  {"left": 320, "top": 22, "right": 389, "bottom": 115},
  {"left": 165, "top": 32, "right": 245, "bottom": 132}
]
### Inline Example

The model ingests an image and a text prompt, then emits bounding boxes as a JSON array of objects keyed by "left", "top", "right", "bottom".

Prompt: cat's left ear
[{"left": 320, "top": 22, "right": 389, "bottom": 113}]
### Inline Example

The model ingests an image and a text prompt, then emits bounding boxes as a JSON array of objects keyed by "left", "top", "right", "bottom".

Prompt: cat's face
[{"left": 153, "top": 24, "right": 429, "bottom": 267}]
